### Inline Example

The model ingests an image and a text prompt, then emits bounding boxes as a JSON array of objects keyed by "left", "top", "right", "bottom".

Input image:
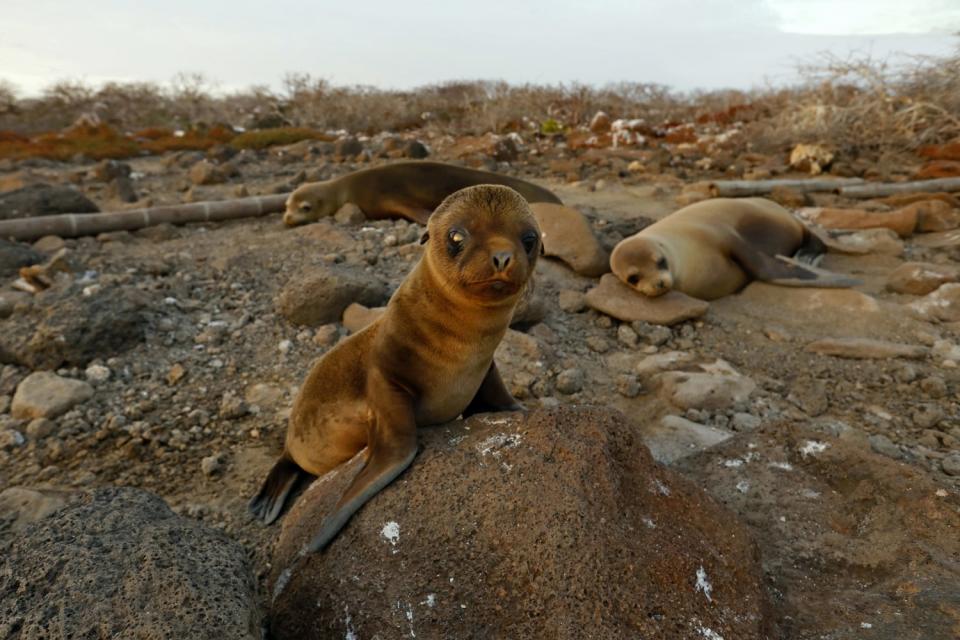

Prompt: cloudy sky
[{"left": 1, "top": 0, "right": 957, "bottom": 96}]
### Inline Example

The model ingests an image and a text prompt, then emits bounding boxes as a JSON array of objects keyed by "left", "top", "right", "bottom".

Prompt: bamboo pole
[
  {"left": 838, "top": 177, "right": 960, "bottom": 198},
  {"left": 0, "top": 194, "right": 290, "bottom": 242},
  {"left": 709, "top": 178, "right": 864, "bottom": 197}
]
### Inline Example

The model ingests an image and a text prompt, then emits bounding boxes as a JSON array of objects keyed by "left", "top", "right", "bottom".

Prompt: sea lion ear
[
  {"left": 540, "top": 241, "right": 545, "bottom": 256},
  {"left": 419, "top": 231, "right": 430, "bottom": 245}
]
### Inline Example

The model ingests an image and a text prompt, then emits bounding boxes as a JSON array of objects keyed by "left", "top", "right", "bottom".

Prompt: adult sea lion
[
  {"left": 251, "top": 185, "right": 540, "bottom": 559},
  {"left": 283, "top": 160, "right": 561, "bottom": 226},
  {"left": 610, "top": 197, "right": 860, "bottom": 301}
]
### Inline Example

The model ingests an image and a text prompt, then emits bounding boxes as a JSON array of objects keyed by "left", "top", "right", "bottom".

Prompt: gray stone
[
  {"left": 942, "top": 454, "right": 960, "bottom": 476},
  {"left": 12, "top": 372, "right": 94, "bottom": 419},
  {"left": 635, "top": 351, "right": 693, "bottom": 378},
  {"left": 0, "top": 487, "right": 261, "bottom": 638},
  {"left": 0, "top": 428, "right": 25, "bottom": 450},
  {"left": 869, "top": 433, "right": 902, "bottom": 460},
  {"left": 657, "top": 361, "right": 756, "bottom": 411},
  {"left": 642, "top": 415, "right": 733, "bottom": 464},
  {"left": 333, "top": 202, "right": 366, "bottom": 225},
  {"left": 556, "top": 368, "right": 584, "bottom": 394},
  {"left": 25, "top": 418, "right": 55, "bottom": 439},
  {"left": 0, "top": 238, "right": 43, "bottom": 278},
  {"left": 731, "top": 412, "right": 761, "bottom": 431},
  {"left": 909, "top": 283, "right": 960, "bottom": 322},
  {"left": 886, "top": 262, "right": 959, "bottom": 296},
  {"left": 806, "top": 337, "right": 928, "bottom": 359},
  {"left": 0, "top": 184, "right": 99, "bottom": 220},
  {"left": 201, "top": 453, "right": 226, "bottom": 477},
  {"left": 275, "top": 266, "right": 390, "bottom": 327},
  {"left": 0, "top": 486, "right": 70, "bottom": 544},
  {"left": 558, "top": 290, "right": 587, "bottom": 313},
  {"left": 586, "top": 274, "right": 708, "bottom": 326},
  {"left": 219, "top": 392, "right": 249, "bottom": 420}
]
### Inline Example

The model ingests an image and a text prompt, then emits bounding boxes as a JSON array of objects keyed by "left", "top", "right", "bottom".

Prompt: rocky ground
[{"left": 1, "top": 128, "right": 960, "bottom": 639}]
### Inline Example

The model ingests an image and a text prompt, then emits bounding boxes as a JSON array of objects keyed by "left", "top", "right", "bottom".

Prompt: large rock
[
  {"left": 0, "top": 184, "right": 99, "bottom": 220},
  {"left": 586, "top": 274, "right": 709, "bottom": 326},
  {"left": 806, "top": 337, "right": 928, "bottom": 359},
  {"left": 902, "top": 199, "right": 960, "bottom": 232},
  {"left": 886, "top": 261, "right": 959, "bottom": 295},
  {"left": 643, "top": 415, "right": 734, "bottom": 464},
  {"left": 0, "top": 238, "right": 43, "bottom": 278},
  {"left": 529, "top": 203, "right": 609, "bottom": 276},
  {"left": 676, "top": 424, "right": 960, "bottom": 638},
  {"left": 0, "top": 486, "right": 70, "bottom": 546},
  {"left": 909, "top": 282, "right": 960, "bottom": 322},
  {"left": 0, "top": 487, "right": 261, "bottom": 639},
  {"left": 275, "top": 266, "right": 390, "bottom": 327},
  {"left": 0, "top": 284, "right": 149, "bottom": 369},
  {"left": 804, "top": 206, "right": 917, "bottom": 237},
  {"left": 821, "top": 228, "right": 904, "bottom": 255},
  {"left": 11, "top": 371, "right": 94, "bottom": 419},
  {"left": 270, "top": 407, "right": 769, "bottom": 640}
]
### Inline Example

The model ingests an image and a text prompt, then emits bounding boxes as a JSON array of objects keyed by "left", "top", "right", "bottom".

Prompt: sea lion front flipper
[
  {"left": 729, "top": 238, "right": 861, "bottom": 289},
  {"left": 462, "top": 362, "right": 524, "bottom": 418},
  {"left": 303, "top": 370, "right": 418, "bottom": 554}
]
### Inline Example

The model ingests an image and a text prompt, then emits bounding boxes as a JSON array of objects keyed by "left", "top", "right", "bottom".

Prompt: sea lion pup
[
  {"left": 250, "top": 184, "right": 540, "bottom": 555},
  {"left": 610, "top": 197, "right": 860, "bottom": 301},
  {"left": 283, "top": 160, "right": 562, "bottom": 226}
]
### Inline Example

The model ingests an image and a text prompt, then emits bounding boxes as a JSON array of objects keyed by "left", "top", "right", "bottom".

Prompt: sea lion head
[
  {"left": 420, "top": 185, "right": 540, "bottom": 305},
  {"left": 610, "top": 235, "right": 674, "bottom": 297},
  {"left": 284, "top": 182, "right": 339, "bottom": 226}
]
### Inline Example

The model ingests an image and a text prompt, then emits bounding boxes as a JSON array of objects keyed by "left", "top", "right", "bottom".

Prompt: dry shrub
[
  {"left": 0, "top": 124, "right": 140, "bottom": 161},
  {"left": 230, "top": 127, "right": 331, "bottom": 150},
  {"left": 748, "top": 47, "right": 960, "bottom": 156}
]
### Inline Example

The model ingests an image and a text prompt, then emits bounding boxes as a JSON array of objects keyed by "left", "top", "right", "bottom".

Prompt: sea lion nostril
[{"left": 492, "top": 251, "right": 512, "bottom": 272}]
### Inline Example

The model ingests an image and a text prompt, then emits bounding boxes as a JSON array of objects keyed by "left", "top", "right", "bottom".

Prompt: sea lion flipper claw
[{"left": 305, "top": 373, "right": 418, "bottom": 554}]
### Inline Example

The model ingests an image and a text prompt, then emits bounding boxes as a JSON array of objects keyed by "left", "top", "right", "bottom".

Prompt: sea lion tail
[{"left": 249, "top": 454, "right": 303, "bottom": 525}]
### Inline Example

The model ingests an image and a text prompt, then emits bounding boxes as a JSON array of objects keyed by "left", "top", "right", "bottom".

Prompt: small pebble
[
  {"left": 556, "top": 368, "right": 584, "bottom": 395},
  {"left": 85, "top": 364, "right": 111, "bottom": 384}
]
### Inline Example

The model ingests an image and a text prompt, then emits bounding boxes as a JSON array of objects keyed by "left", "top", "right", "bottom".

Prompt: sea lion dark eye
[
  {"left": 656, "top": 257, "right": 668, "bottom": 269},
  {"left": 447, "top": 229, "right": 466, "bottom": 256},
  {"left": 299, "top": 202, "right": 312, "bottom": 212},
  {"left": 521, "top": 230, "right": 539, "bottom": 255}
]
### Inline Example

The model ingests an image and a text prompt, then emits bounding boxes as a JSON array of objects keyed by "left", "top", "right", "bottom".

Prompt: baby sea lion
[
  {"left": 251, "top": 184, "right": 540, "bottom": 557},
  {"left": 283, "top": 160, "right": 562, "bottom": 226},
  {"left": 610, "top": 197, "right": 860, "bottom": 301}
]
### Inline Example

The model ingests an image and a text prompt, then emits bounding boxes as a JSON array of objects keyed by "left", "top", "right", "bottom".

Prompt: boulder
[
  {"left": 529, "top": 203, "right": 609, "bottom": 276},
  {"left": 275, "top": 266, "right": 390, "bottom": 327},
  {"left": 585, "top": 274, "right": 709, "bottom": 326},
  {"left": 0, "top": 487, "right": 261, "bottom": 639},
  {"left": 11, "top": 371, "right": 94, "bottom": 419},
  {"left": 675, "top": 425, "right": 960, "bottom": 638},
  {"left": 0, "top": 284, "right": 149, "bottom": 369},
  {"left": 0, "top": 184, "right": 99, "bottom": 220},
  {"left": 341, "top": 302, "right": 385, "bottom": 334},
  {"left": 805, "top": 337, "right": 928, "bottom": 359},
  {"left": 188, "top": 160, "right": 234, "bottom": 185},
  {"left": 270, "top": 407, "right": 768, "bottom": 640},
  {"left": 885, "top": 262, "right": 959, "bottom": 296},
  {"left": 0, "top": 486, "right": 70, "bottom": 546}
]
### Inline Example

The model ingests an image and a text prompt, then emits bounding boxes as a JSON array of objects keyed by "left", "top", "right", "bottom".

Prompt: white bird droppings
[
  {"left": 695, "top": 566, "right": 713, "bottom": 602},
  {"left": 799, "top": 440, "right": 829, "bottom": 458},
  {"left": 381, "top": 521, "right": 400, "bottom": 550}
]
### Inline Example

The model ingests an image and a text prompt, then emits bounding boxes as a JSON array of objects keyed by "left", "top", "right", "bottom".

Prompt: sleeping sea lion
[
  {"left": 610, "top": 197, "right": 860, "bottom": 301},
  {"left": 284, "top": 160, "right": 561, "bottom": 226}
]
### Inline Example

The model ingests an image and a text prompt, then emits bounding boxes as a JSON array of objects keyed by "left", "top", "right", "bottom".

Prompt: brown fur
[
  {"left": 251, "top": 185, "right": 541, "bottom": 556},
  {"left": 610, "top": 197, "right": 855, "bottom": 301},
  {"left": 283, "top": 160, "right": 562, "bottom": 226}
]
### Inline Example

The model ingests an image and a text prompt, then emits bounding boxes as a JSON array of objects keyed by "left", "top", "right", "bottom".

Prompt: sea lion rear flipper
[
  {"left": 304, "top": 372, "right": 418, "bottom": 554},
  {"left": 248, "top": 455, "right": 304, "bottom": 525},
  {"left": 730, "top": 239, "right": 861, "bottom": 289},
  {"left": 463, "top": 361, "right": 524, "bottom": 418}
]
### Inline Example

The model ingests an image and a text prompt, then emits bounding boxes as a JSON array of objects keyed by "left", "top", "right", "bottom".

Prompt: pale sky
[{"left": 1, "top": 0, "right": 958, "bottom": 96}]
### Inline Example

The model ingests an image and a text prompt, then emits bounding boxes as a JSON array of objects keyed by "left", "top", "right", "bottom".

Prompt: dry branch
[
  {"left": 0, "top": 194, "right": 290, "bottom": 242},
  {"left": 839, "top": 177, "right": 960, "bottom": 198},
  {"left": 709, "top": 178, "right": 864, "bottom": 197}
]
